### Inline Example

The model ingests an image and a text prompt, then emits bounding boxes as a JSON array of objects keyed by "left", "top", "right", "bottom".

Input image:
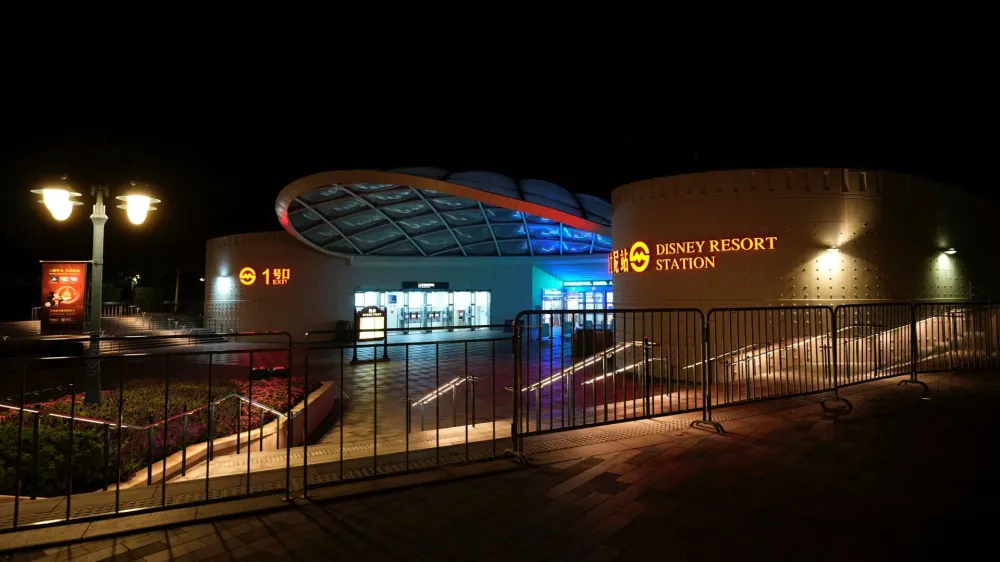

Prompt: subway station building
[
  {"left": 204, "top": 167, "right": 998, "bottom": 338},
  {"left": 204, "top": 168, "right": 614, "bottom": 337}
]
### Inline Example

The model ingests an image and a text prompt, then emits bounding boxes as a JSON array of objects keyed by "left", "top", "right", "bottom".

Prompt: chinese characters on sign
[
  {"left": 239, "top": 267, "right": 291, "bottom": 286},
  {"left": 356, "top": 306, "right": 386, "bottom": 341},
  {"left": 40, "top": 261, "right": 88, "bottom": 335},
  {"left": 609, "top": 236, "right": 778, "bottom": 274}
]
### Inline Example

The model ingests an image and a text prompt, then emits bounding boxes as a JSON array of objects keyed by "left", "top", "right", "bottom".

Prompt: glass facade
[
  {"left": 284, "top": 169, "right": 612, "bottom": 257},
  {"left": 354, "top": 290, "right": 490, "bottom": 331},
  {"left": 540, "top": 281, "right": 614, "bottom": 336}
]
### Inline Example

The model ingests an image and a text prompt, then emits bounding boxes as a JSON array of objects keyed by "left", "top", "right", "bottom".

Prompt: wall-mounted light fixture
[
  {"left": 944, "top": 248, "right": 957, "bottom": 255},
  {"left": 827, "top": 246, "right": 839, "bottom": 253}
]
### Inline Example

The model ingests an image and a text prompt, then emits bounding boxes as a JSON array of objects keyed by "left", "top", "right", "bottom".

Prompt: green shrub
[{"left": 0, "top": 375, "right": 319, "bottom": 497}]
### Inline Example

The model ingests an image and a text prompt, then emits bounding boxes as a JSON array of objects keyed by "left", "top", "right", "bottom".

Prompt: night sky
[{"left": 1, "top": 96, "right": 994, "bottom": 321}]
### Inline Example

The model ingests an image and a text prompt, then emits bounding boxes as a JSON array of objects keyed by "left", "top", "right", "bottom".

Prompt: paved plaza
[{"left": 3, "top": 370, "right": 997, "bottom": 561}]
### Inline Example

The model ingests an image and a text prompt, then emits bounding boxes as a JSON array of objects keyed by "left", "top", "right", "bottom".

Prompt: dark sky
[{"left": 0, "top": 95, "right": 994, "bottom": 320}]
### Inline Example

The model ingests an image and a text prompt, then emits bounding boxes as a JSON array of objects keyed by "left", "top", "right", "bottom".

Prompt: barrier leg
[
  {"left": 898, "top": 305, "right": 930, "bottom": 395},
  {"left": 897, "top": 379, "right": 930, "bottom": 393},
  {"left": 822, "top": 308, "right": 853, "bottom": 414},
  {"left": 690, "top": 320, "right": 724, "bottom": 433}
]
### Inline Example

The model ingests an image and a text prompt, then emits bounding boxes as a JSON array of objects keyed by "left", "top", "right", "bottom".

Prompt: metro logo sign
[
  {"left": 608, "top": 241, "right": 650, "bottom": 274},
  {"left": 611, "top": 236, "right": 778, "bottom": 273}
]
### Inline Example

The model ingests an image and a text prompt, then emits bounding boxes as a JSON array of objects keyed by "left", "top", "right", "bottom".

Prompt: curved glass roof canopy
[{"left": 276, "top": 168, "right": 612, "bottom": 257}]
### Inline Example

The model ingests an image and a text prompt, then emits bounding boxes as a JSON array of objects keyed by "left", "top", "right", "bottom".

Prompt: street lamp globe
[
  {"left": 30, "top": 177, "right": 82, "bottom": 221},
  {"left": 115, "top": 181, "right": 161, "bottom": 225}
]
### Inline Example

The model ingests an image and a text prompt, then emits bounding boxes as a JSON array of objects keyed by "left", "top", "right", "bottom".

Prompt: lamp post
[{"left": 32, "top": 177, "right": 161, "bottom": 404}]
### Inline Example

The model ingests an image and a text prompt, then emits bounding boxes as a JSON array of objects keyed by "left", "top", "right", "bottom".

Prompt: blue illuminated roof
[{"left": 276, "top": 169, "right": 612, "bottom": 257}]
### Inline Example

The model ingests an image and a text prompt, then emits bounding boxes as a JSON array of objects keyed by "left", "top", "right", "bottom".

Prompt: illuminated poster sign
[
  {"left": 40, "top": 261, "right": 88, "bottom": 335},
  {"left": 562, "top": 280, "right": 614, "bottom": 287},
  {"left": 356, "top": 306, "right": 386, "bottom": 341},
  {"left": 610, "top": 237, "right": 778, "bottom": 274},
  {"left": 402, "top": 282, "right": 449, "bottom": 289},
  {"left": 239, "top": 267, "right": 291, "bottom": 286}
]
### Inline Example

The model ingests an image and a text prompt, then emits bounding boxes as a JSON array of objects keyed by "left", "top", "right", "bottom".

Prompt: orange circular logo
[
  {"left": 56, "top": 285, "right": 79, "bottom": 304},
  {"left": 629, "top": 241, "right": 650, "bottom": 273},
  {"left": 239, "top": 267, "right": 257, "bottom": 286}
]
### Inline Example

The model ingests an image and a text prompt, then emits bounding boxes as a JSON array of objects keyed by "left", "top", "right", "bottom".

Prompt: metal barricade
[
  {"left": 834, "top": 303, "right": 913, "bottom": 386},
  {"left": 706, "top": 307, "right": 835, "bottom": 407},
  {"left": 300, "top": 328, "right": 512, "bottom": 500},
  {"left": 914, "top": 302, "right": 1000, "bottom": 373},
  {"left": 511, "top": 309, "right": 704, "bottom": 440}
]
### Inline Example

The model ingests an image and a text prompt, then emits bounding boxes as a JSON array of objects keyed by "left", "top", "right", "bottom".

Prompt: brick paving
[{"left": 4, "top": 370, "right": 997, "bottom": 561}]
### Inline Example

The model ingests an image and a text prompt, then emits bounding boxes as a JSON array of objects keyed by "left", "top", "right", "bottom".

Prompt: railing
[
  {"left": 1, "top": 306, "right": 996, "bottom": 537},
  {"left": 513, "top": 303, "right": 1000, "bottom": 442},
  {"left": 511, "top": 310, "right": 704, "bottom": 441},
  {"left": 0, "top": 380, "right": 299, "bottom": 494},
  {"left": 21, "top": 311, "right": 217, "bottom": 336},
  {"left": 301, "top": 329, "right": 512, "bottom": 500},
  {"left": 0, "top": 331, "right": 294, "bottom": 532}
]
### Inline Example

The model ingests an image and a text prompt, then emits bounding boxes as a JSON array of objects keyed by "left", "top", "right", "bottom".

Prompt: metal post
[
  {"left": 14, "top": 366, "right": 26, "bottom": 528},
  {"left": 102, "top": 422, "right": 110, "bottom": 491},
  {"left": 511, "top": 323, "right": 521, "bottom": 454},
  {"left": 146, "top": 415, "right": 154, "bottom": 485},
  {"left": 86, "top": 187, "right": 108, "bottom": 405},
  {"left": 303, "top": 335, "right": 310, "bottom": 499},
  {"left": 285, "top": 340, "right": 292, "bottom": 501},
  {"left": 643, "top": 337, "right": 650, "bottom": 416},
  {"left": 911, "top": 305, "right": 918, "bottom": 381},
  {"left": 236, "top": 396, "right": 242, "bottom": 454},
  {"left": 690, "top": 314, "right": 724, "bottom": 433},
  {"left": 247, "top": 364, "right": 253, "bottom": 495},
  {"left": 31, "top": 407, "right": 40, "bottom": 500},
  {"left": 181, "top": 406, "right": 188, "bottom": 477}
]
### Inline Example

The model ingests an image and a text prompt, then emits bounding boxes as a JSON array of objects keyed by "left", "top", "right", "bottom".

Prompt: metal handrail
[{"left": 0, "top": 390, "right": 302, "bottom": 431}]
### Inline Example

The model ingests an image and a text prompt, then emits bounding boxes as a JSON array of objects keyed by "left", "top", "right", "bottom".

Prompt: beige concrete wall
[
  {"left": 204, "top": 231, "right": 606, "bottom": 339},
  {"left": 611, "top": 168, "right": 998, "bottom": 311}
]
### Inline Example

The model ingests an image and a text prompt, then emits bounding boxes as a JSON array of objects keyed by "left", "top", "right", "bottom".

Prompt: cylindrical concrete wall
[{"left": 611, "top": 168, "right": 998, "bottom": 311}]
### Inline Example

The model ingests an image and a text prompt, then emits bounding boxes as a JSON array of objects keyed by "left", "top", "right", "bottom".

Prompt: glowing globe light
[
  {"left": 31, "top": 186, "right": 82, "bottom": 221},
  {"left": 115, "top": 186, "right": 160, "bottom": 225},
  {"left": 124, "top": 194, "right": 151, "bottom": 224}
]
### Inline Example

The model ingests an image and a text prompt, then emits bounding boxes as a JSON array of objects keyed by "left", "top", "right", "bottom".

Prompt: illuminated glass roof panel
[{"left": 278, "top": 169, "right": 611, "bottom": 257}]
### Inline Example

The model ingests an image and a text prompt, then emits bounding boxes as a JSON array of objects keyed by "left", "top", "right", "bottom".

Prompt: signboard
[
  {"left": 40, "top": 261, "right": 88, "bottom": 335},
  {"left": 239, "top": 266, "right": 291, "bottom": 286},
  {"left": 356, "top": 306, "right": 386, "bottom": 341},
  {"left": 402, "top": 281, "right": 449, "bottom": 290},
  {"left": 609, "top": 237, "right": 778, "bottom": 274},
  {"left": 563, "top": 280, "right": 613, "bottom": 287}
]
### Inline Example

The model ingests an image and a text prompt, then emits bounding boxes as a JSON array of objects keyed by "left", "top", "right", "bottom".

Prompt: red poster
[{"left": 40, "top": 261, "right": 88, "bottom": 335}]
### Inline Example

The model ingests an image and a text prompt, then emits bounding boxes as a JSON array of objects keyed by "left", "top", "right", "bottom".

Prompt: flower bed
[{"left": 0, "top": 375, "right": 319, "bottom": 497}]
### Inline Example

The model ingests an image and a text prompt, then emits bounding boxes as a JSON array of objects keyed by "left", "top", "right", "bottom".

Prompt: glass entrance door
[
  {"left": 454, "top": 291, "right": 472, "bottom": 327},
  {"left": 405, "top": 291, "right": 424, "bottom": 331},
  {"left": 473, "top": 291, "right": 490, "bottom": 327},
  {"left": 426, "top": 291, "right": 449, "bottom": 329}
]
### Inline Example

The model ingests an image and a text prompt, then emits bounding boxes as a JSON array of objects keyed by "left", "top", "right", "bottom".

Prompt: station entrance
[
  {"left": 540, "top": 280, "right": 614, "bottom": 333},
  {"left": 354, "top": 290, "right": 491, "bottom": 331}
]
